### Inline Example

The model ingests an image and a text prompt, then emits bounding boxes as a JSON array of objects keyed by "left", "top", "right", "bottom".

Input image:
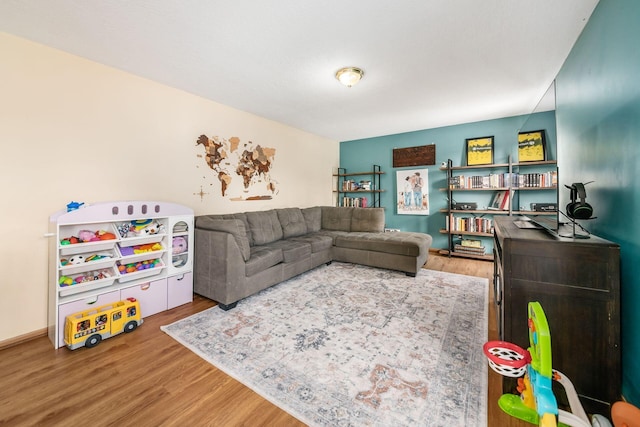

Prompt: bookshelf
[
  {"left": 333, "top": 165, "right": 384, "bottom": 207},
  {"left": 439, "top": 157, "right": 557, "bottom": 260}
]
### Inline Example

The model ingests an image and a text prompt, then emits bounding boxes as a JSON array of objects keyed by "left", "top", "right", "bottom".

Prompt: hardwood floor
[{"left": 0, "top": 254, "right": 528, "bottom": 426}]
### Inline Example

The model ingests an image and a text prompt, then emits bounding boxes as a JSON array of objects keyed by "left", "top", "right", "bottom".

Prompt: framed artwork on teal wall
[
  {"left": 518, "top": 130, "right": 546, "bottom": 162},
  {"left": 466, "top": 136, "right": 494, "bottom": 166},
  {"left": 396, "top": 169, "right": 429, "bottom": 215}
]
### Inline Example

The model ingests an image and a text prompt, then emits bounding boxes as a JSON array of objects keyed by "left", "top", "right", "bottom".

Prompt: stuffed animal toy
[
  {"left": 68, "top": 255, "right": 85, "bottom": 264},
  {"left": 78, "top": 230, "right": 97, "bottom": 242},
  {"left": 172, "top": 237, "right": 188, "bottom": 254},
  {"left": 134, "top": 220, "right": 164, "bottom": 236}
]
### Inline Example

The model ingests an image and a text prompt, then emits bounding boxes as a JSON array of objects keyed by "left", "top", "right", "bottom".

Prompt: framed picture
[
  {"left": 466, "top": 136, "right": 494, "bottom": 166},
  {"left": 396, "top": 169, "right": 429, "bottom": 215},
  {"left": 518, "top": 130, "right": 546, "bottom": 162}
]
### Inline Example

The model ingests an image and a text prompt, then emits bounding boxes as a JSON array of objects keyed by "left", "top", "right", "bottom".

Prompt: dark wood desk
[{"left": 493, "top": 216, "right": 620, "bottom": 416}]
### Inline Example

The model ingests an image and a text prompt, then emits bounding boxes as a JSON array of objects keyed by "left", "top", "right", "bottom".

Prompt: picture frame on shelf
[
  {"left": 396, "top": 169, "right": 429, "bottom": 215},
  {"left": 465, "top": 136, "right": 494, "bottom": 166},
  {"left": 518, "top": 130, "right": 546, "bottom": 162}
]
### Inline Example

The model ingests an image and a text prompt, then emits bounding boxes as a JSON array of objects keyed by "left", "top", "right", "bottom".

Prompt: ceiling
[{"left": 0, "top": 0, "right": 600, "bottom": 141}]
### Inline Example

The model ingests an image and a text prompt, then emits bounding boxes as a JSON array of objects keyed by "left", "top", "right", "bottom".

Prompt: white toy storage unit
[{"left": 48, "top": 201, "right": 194, "bottom": 349}]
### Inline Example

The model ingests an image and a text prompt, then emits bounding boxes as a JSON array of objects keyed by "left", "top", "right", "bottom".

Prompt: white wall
[{"left": 0, "top": 33, "right": 339, "bottom": 343}]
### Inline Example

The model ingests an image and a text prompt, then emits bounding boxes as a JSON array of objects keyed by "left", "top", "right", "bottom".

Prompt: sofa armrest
[
  {"left": 195, "top": 217, "right": 250, "bottom": 261},
  {"left": 194, "top": 228, "right": 247, "bottom": 305}
]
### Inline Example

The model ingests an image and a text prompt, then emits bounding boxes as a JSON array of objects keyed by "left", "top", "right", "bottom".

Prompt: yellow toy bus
[{"left": 64, "top": 297, "right": 143, "bottom": 350}]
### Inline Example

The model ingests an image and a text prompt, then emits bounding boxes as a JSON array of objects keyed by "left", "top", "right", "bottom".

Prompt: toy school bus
[{"left": 64, "top": 297, "right": 143, "bottom": 350}]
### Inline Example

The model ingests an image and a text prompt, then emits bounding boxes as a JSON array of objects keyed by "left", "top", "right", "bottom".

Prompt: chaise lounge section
[{"left": 194, "top": 206, "right": 432, "bottom": 310}]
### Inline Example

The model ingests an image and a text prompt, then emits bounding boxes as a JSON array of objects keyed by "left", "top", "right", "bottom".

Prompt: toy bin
[
  {"left": 58, "top": 266, "right": 117, "bottom": 297},
  {"left": 116, "top": 258, "right": 165, "bottom": 283},
  {"left": 116, "top": 242, "right": 165, "bottom": 265},
  {"left": 116, "top": 219, "right": 167, "bottom": 247},
  {"left": 59, "top": 223, "right": 119, "bottom": 256},
  {"left": 59, "top": 247, "right": 118, "bottom": 275}
]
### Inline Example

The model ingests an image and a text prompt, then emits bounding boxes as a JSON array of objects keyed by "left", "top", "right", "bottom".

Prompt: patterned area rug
[{"left": 162, "top": 262, "right": 488, "bottom": 427}]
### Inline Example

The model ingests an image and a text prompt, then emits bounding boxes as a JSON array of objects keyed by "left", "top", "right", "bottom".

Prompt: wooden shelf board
[
  {"left": 333, "top": 190, "right": 385, "bottom": 193},
  {"left": 439, "top": 209, "right": 511, "bottom": 215},
  {"left": 439, "top": 160, "right": 556, "bottom": 171},
  {"left": 439, "top": 229, "right": 493, "bottom": 237},
  {"left": 438, "top": 249, "right": 494, "bottom": 261},
  {"left": 333, "top": 171, "right": 385, "bottom": 177}
]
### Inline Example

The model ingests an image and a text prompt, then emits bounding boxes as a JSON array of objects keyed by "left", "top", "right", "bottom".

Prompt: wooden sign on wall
[{"left": 392, "top": 144, "right": 436, "bottom": 168}]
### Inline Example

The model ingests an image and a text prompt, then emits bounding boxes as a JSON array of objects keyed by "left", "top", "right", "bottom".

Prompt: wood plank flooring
[{"left": 0, "top": 254, "right": 528, "bottom": 426}]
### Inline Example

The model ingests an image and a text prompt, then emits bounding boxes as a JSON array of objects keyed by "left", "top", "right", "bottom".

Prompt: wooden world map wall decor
[{"left": 392, "top": 144, "right": 436, "bottom": 168}]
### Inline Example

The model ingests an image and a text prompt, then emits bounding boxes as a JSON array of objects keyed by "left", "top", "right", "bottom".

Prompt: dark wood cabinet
[{"left": 493, "top": 216, "right": 620, "bottom": 416}]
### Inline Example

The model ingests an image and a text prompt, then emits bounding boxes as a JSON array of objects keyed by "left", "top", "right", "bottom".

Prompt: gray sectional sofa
[{"left": 194, "top": 206, "right": 432, "bottom": 310}]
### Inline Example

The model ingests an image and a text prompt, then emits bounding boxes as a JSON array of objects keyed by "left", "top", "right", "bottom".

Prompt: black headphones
[{"left": 566, "top": 182, "right": 594, "bottom": 220}]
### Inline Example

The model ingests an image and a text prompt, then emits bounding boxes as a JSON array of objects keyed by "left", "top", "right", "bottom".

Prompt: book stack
[{"left": 454, "top": 238, "right": 486, "bottom": 255}]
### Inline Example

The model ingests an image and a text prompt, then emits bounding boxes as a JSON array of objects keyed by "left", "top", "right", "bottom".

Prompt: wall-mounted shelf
[
  {"left": 440, "top": 157, "right": 558, "bottom": 260},
  {"left": 333, "top": 165, "right": 384, "bottom": 207}
]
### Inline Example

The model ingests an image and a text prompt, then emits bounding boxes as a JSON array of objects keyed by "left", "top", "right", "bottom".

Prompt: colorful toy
[
  {"left": 172, "top": 236, "right": 188, "bottom": 254},
  {"left": 66, "top": 201, "right": 84, "bottom": 212},
  {"left": 116, "top": 220, "right": 165, "bottom": 238},
  {"left": 60, "top": 252, "right": 112, "bottom": 266},
  {"left": 68, "top": 255, "right": 85, "bottom": 264},
  {"left": 134, "top": 220, "right": 164, "bottom": 236},
  {"left": 484, "top": 302, "right": 612, "bottom": 427},
  {"left": 133, "top": 242, "right": 163, "bottom": 254},
  {"left": 117, "top": 258, "right": 162, "bottom": 275},
  {"left": 96, "top": 230, "right": 116, "bottom": 240},
  {"left": 60, "top": 230, "right": 116, "bottom": 245},
  {"left": 58, "top": 268, "right": 112, "bottom": 288},
  {"left": 78, "top": 229, "right": 97, "bottom": 242},
  {"left": 64, "top": 297, "right": 143, "bottom": 350}
]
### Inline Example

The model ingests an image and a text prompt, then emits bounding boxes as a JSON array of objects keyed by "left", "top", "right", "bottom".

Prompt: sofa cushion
[
  {"left": 321, "top": 206, "right": 353, "bottom": 231},
  {"left": 301, "top": 206, "right": 322, "bottom": 233},
  {"left": 269, "top": 240, "right": 312, "bottom": 262},
  {"left": 276, "top": 208, "right": 308, "bottom": 238},
  {"left": 289, "top": 233, "right": 334, "bottom": 253},
  {"left": 334, "top": 231, "right": 430, "bottom": 257},
  {"left": 195, "top": 217, "right": 251, "bottom": 261},
  {"left": 246, "top": 245, "right": 284, "bottom": 277},
  {"left": 246, "top": 210, "right": 284, "bottom": 245},
  {"left": 206, "top": 212, "right": 253, "bottom": 247},
  {"left": 351, "top": 208, "right": 385, "bottom": 232}
]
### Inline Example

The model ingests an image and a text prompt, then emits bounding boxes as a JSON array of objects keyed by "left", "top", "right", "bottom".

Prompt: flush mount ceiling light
[{"left": 335, "top": 67, "right": 364, "bottom": 87}]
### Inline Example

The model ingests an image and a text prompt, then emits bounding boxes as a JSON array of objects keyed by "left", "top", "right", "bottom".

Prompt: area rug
[{"left": 162, "top": 262, "right": 488, "bottom": 427}]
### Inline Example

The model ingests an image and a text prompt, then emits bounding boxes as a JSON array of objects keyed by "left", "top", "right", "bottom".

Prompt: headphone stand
[{"left": 558, "top": 211, "right": 592, "bottom": 239}]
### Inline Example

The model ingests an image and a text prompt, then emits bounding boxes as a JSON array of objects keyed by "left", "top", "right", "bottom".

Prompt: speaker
[{"left": 566, "top": 182, "right": 593, "bottom": 219}]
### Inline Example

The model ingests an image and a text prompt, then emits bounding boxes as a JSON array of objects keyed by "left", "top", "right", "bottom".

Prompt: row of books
[
  {"left": 341, "top": 180, "right": 372, "bottom": 191},
  {"left": 340, "top": 197, "right": 368, "bottom": 208},
  {"left": 445, "top": 214, "right": 494, "bottom": 234},
  {"left": 448, "top": 171, "right": 557, "bottom": 189}
]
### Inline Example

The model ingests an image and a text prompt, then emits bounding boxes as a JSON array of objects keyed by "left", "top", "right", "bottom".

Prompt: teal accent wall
[
  {"left": 555, "top": 0, "right": 640, "bottom": 406},
  {"left": 340, "top": 111, "right": 556, "bottom": 253}
]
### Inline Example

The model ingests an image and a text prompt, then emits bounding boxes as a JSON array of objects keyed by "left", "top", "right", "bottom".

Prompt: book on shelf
[
  {"left": 460, "top": 238, "right": 483, "bottom": 248},
  {"left": 489, "top": 189, "right": 510, "bottom": 210}
]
